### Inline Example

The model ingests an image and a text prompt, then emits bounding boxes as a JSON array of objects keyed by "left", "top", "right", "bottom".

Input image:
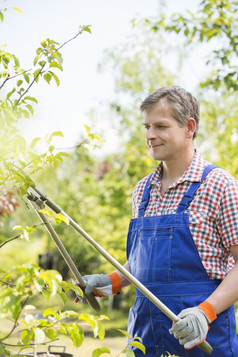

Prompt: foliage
[
  {"left": 197, "top": 91, "right": 238, "bottom": 177},
  {"left": 141, "top": 0, "right": 238, "bottom": 92},
  {"left": 0, "top": 6, "right": 134, "bottom": 357},
  {"left": 0, "top": 12, "right": 92, "bottom": 198},
  {"left": 0, "top": 263, "right": 144, "bottom": 356},
  {"left": 16, "top": 28, "right": 177, "bottom": 289},
  {"left": 137, "top": 0, "right": 238, "bottom": 176}
]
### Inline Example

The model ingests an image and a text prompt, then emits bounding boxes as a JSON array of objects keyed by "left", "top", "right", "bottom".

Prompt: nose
[{"left": 146, "top": 126, "right": 157, "bottom": 141}]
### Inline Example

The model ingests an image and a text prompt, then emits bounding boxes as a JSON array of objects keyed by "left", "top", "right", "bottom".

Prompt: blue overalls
[{"left": 127, "top": 164, "right": 238, "bottom": 356}]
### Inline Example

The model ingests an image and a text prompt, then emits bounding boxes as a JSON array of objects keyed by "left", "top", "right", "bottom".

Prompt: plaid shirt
[{"left": 132, "top": 152, "right": 238, "bottom": 280}]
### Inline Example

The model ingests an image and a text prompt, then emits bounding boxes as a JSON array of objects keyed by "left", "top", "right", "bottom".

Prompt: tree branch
[
  {"left": 0, "top": 297, "right": 29, "bottom": 342},
  {"left": 0, "top": 222, "right": 48, "bottom": 249},
  {"left": 16, "top": 61, "right": 47, "bottom": 105},
  {"left": 16, "top": 29, "right": 85, "bottom": 105},
  {"left": 0, "top": 73, "right": 10, "bottom": 90}
]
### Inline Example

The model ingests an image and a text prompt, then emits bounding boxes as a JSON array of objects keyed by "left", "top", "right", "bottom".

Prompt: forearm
[
  {"left": 206, "top": 261, "right": 238, "bottom": 315},
  {"left": 116, "top": 261, "right": 132, "bottom": 288}
]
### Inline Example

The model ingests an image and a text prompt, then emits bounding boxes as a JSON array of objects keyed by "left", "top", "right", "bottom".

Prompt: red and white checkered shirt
[{"left": 132, "top": 152, "right": 238, "bottom": 280}]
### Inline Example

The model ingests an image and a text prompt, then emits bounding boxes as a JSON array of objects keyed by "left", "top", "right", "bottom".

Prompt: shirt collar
[{"left": 150, "top": 151, "right": 207, "bottom": 189}]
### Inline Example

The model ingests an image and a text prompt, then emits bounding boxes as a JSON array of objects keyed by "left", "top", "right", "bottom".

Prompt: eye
[
  {"left": 156, "top": 125, "right": 167, "bottom": 129},
  {"left": 143, "top": 124, "right": 150, "bottom": 130}
]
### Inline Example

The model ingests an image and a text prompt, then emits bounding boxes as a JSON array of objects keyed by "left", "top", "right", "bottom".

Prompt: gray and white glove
[
  {"left": 75, "top": 272, "right": 122, "bottom": 303},
  {"left": 83, "top": 274, "right": 111, "bottom": 297},
  {"left": 169, "top": 302, "right": 217, "bottom": 349}
]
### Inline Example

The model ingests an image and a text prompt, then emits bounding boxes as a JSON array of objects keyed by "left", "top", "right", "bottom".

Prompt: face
[{"left": 143, "top": 101, "right": 193, "bottom": 163}]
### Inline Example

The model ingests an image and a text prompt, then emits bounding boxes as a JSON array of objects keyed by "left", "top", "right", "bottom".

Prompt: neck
[{"left": 162, "top": 147, "right": 195, "bottom": 183}]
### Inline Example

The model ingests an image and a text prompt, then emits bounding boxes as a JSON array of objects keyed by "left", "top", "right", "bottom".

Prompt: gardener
[{"left": 80, "top": 86, "right": 238, "bottom": 356}]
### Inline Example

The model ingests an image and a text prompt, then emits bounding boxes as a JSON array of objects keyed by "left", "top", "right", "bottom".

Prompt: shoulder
[
  {"left": 206, "top": 166, "right": 238, "bottom": 189},
  {"left": 201, "top": 166, "right": 238, "bottom": 209},
  {"left": 133, "top": 174, "right": 151, "bottom": 199}
]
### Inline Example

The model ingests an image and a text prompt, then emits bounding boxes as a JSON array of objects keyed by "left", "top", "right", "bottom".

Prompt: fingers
[
  {"left": 169, "top": 317, "right": 191, "bottom": 335},
  {"left": 84, "top": 276, "right": 95, "bottom": 296}
]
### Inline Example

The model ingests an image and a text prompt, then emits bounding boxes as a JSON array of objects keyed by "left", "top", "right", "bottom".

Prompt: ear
[{"left": 186, "top": 117, "right": 196, "bottom": 139}]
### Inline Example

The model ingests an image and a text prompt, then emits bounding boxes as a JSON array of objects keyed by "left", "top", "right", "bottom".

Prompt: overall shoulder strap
[
  {"left": 138, "top": 173, "right": 153, "bottom": 218},
  {"left": 176, "top": 164, "right": 218, "bottom": 214}
]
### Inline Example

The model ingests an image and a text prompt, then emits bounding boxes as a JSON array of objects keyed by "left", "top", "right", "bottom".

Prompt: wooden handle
[{"left": 198, "top": 340, "right": 213, "bottom": 355}]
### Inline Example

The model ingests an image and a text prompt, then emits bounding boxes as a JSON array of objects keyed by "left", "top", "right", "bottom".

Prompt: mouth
[{"left": 149, "top": 144, "right": 163, "bottom": 149}]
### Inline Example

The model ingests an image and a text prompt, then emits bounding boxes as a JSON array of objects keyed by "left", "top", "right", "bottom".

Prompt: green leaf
[
  {"left": 24, "top": 96, "right": 38, "bottom": 104},
  {"left": 30, "top": 137, "right": 41, "bottom": 148},
  {"left": 26, "top": 226, "right": 36, "bottom": 233},
  {"left": 68, "top": 324, "right": 84, "bottom": 347},
  {"left": 38, "top": 208, "right": 54, "bottom": 216},
  {"left": 0, "top": 11, "right": 4, "bottom": 22},
  {"left": 13, "top": 225, "right": 23, "bottom": 230},
  {"left": 122, "top": 349, "right": 135, "bottom": 357},
  {"left": 33, "top": 54, "right": 42, "bottom": 66},
  {"left": 43, "top": 72, "right": 52, "bottom": 84},
  {"left": 79, "top": 314, "right": 96, "bottom": 334},
  {"left": 13, "top": 54, "right": 20, "bottom": 67},
  {"left": 45, "top": 328, "right": 58, "bottom": 340},
  {"left": 118, "top": 329, "right": 132, "bottom": 339},
  {"left": 41, "top": 289, "right": 50, "bottom": 300},
  {"left": 134, "top": 335, "right": 143, "bottom": 342},
  {"left": 92, "top": 347, "right": 111, "bottom": 357},
  {"left": 41, "top": 39, "right": 47, "bottom": 48},
  {"left": 81, "top": 25, "right": 92, "bottom": 34},
  {"left": 50, "top": 71, "right": 60, "bottom": 86},
  {"left": 33, "top": 68, "right": 41, "bottom": 80},
  {"left": 43, "top": 308, "right": 60, "bottom": 319},
  {"left": 84, "top": 124, "right": 90, "bottom": 134},
  {"left": 58, "top": 290, "right": 67, "bottom": 304},
  {"left": 26, "top": 104, "right": 34, "bottom": 115},
  {"left": 64, "top": 281, "right": 83, "bottom": 297},
  {"left": 129, "top": 341, "right": 146, "bottom": 354},
  {"left": 88, "top": 133, "right": 101, "bottom": 140},
  {"left": 97, "top": 322, "right": 105, "bottom": 340},
  {"left": 100, "top": 314, "right": 110, "bottom": 320},
  {"left": 50, "top": 131, "right": 64, "bottom": 139},
  {"left": 6, "top": 87, "right": 16, "bottom": 99},
  {"left": 49, "top": 61, "right": 63, "bottom": 70},
  {"left": 23, "top": 73, "right": 30, "bottom": 83},
  {"left": 55, "top": 213, "right": 69, "bottom": 225},
  {"left": 21, "top": 330, "right": 32, "bottom": 344},
  {"left": 17, "top": 79, "right": 23, "bottom": 87},
  {"left": 13, "top": 7, "right": 23, "bottom": 13}
]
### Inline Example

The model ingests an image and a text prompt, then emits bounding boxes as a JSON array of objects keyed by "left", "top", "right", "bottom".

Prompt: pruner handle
[
  {"left": 198, "top": 340, "right": 213, "bottom": 355},
  {"left": 28, "top": 194, "right": 101, "bottom": 312}
]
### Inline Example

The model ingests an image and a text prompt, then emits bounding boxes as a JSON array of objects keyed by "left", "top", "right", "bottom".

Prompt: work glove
[
  {"left": 75, "top": 272, "right": 122, "bottom": 302},
  {"left": 169, "top": 301, "right": 217, "bottom": 349}
]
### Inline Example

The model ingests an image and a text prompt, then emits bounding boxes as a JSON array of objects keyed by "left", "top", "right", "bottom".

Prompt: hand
[
  {"left": 169, "top": 302, "right": 217, "bottom": 349},
  {"left": 84, "top": 274, "right": 111, "bottom": 296},
  {"left": 75, "top": 272, "right": 122, "bottom": 302}
]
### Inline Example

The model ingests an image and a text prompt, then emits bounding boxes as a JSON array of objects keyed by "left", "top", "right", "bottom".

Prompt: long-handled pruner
[
  {"left": 27, "top": 193, "right": 101, "bottom": 312},
  {"left": 26, "top": 183, "right": 213, "bottom": 355}
]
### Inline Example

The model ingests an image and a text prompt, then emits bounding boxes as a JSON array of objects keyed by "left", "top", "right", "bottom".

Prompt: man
[{"left": 80, "top": 86, "right": 238, "bottom": 356}]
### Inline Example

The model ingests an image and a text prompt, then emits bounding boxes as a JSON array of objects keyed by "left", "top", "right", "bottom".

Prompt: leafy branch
[{"left": 141, "top": 0, "right": 238, "bottom": 91}]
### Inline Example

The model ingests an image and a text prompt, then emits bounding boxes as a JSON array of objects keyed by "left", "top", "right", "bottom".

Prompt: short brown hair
[{"left": 140, "top": 86, "right": 199, "bottom": 138}]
